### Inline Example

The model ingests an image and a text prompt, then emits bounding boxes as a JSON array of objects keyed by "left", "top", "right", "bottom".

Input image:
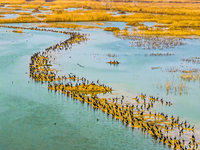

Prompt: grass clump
[
  {"left": 138, "top": 25, "right": 149, "bottom": 30},
  {"left": 32, "top": 8, "right": 41, "bottom": 13},
  {"left": 126, "top": 21, "right": 140, "bottom": 26},
  {"left": 37, "top": 23, "right": 103, "bottom": 30},
  {"left": 104, "top": 27, "right": 120, "bottom": 32},
  {"left": 18, "top": 12, "right": 31, "bottom": 15},
  {"left": 12, "top": 29, "right": 23, "bottom": 33},
  {"left": 37, "top": 14, "right": 47, "bottom": 18},
  {"left": 117, "top": 11, "right": 126, "bottom": 14}
]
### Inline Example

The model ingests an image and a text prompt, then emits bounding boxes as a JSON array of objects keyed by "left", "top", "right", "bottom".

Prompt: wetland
[{"left": 0, "top": 0, "right": 200, "bottom": 150}]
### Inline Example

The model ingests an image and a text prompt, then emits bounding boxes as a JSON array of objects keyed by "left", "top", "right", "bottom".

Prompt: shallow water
[
  {"left": 77, "top": 29, "right": 200, "bottom": 129},
  {"left": 15, "top": 10, "right": 33, "bottom": 13},
  {"left": 1, "top": 22, "right": 200, "bottom": 149},
  {"left": 109, "top": 11, "right": 135, "bottom": 16},
  {"left": 2, "top": 14, "right": 18, "bottom": 19},
  {"left": 142, "top": 22, "right": 156, "bottom": 27},
  {"left": 65, "top": 8, "right": 87, "bottom": 11},
  {"left": 48, "top": 26, "right": 200, "bottom": 136},
  {"left": 0, "top": 25, "right": 171, "bottom": 150}
]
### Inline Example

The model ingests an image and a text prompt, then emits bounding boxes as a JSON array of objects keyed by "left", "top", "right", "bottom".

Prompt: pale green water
[
  {"left": 0, "top": 25, "right": 171, "bottom": 150},
  {"left": 50, "top": 27, "right": 200, "bottom": 138},
  {"left": 1, "top": 23, "right": 200, "bottom": 149},
  {"left": 2, "top": 14, "right": 18, "bottom": 19}
]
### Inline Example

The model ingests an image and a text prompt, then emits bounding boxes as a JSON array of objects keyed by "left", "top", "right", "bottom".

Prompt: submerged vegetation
[{"left": 157, "top": 81, "right": 190, "bottom": 95}]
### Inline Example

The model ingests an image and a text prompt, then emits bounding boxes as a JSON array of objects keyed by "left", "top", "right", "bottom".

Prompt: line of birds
[{"left": 1, "top": 25, "right": 198, "bottom": 150}]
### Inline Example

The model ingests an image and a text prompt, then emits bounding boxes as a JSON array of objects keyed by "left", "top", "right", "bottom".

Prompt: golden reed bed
[{"left": 1, "top": 0, "right": 200, "bottom": 39}]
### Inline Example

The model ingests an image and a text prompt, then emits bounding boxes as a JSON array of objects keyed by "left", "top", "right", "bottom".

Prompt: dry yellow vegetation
[
  {"left": 37, "top": 23, "right": 103, "bottom": 30},
  {"left": 1, "top": 0, "right": 200, "bottom": 38},
  {"left": 44, "top": 10, "right": 112, "bottom": 22},
  {"left": 12, "top": 29, "right": 23, "bottom": 33},
  {"left": 126, "top": 21, "right": 140, "bottom": 26},
  {"left": 0, "top": 0, "right": 24, "bottom": 4},
  {"left": 104, "top": 27, "right": 120, "bottom": 32},
  {"left": 0, "top": 15, "right": 40, "bottom": 23},
  {"left": 36, "top": 14, "right": 47, "bottom": 18}
]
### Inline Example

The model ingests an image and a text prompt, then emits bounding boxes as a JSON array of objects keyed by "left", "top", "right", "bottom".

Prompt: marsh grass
[
  {"left": 7, "top": 4, "right": 22, "bottom": 8},
  {"left": 37, "top": 23, "right": 103, "bottom": 30},
  {"left": 37, "top": 14, "right": 47, "bottom": 18},
  {"left": 104, "top": 27, "right": 120, "bottom": 32},
  {"left": 18, "top": 12, "right": 32, "bottom": 15},
  {"left": 12, "top": 29, "right": 23, "bottom": 33},
  {"left": 32, "top": 8, "right": 41, "bottom": 13},
  {"left": 126, "top": 21, "right": 140, "bottom": 26},
  {"left": 43, "top": 10, "right": 112, "bottom": 22},
  {"left": 0, "top": 15, "right": 40, "bottom": 23},
  {"left": 164, "top": 81, "right": 189, "bottom": 95},
  {"left": 21, "top": 4, "right": 40, "bottom": 9},
  {"left": 1, "top": 0, "right": 200, "bottom": 38},
  {"left": 0, "top": 0, "right": 24, "bottom": 4}
]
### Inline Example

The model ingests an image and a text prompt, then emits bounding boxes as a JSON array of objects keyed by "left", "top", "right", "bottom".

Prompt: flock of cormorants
[
  {"left": 181, "top": 57, "right": 200, "bottom": 64},
  {"left": 129, "top": 35, "right": 185, "bottom": 50},
  {"left": 107, "top": 60, "right": 120, "bottom": 65},
  {"left": 1, "top": 24, "right": 199, "bottom": 150}
]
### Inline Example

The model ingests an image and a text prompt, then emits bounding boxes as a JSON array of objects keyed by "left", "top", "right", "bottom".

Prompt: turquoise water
[
  {"left": 49, "top": 26, "right": 200, "bottom": 141},
  {"left": 2, "top": 14, "right": 18, "bottom": 19},
  {"left": 65, "top": 8, "right": 88, "bottom": 11},
  {"left": 142, "top": 22, "right": 156, "bottom": 27},
  {"left": 0, "top": 26, "right": 171, "bottom": 149},
  {"left": 55, "top": 28, "right": 200, "bottom": 128},
  {"left": 15, "top": 10, "right": 33, "bottom": 13}
]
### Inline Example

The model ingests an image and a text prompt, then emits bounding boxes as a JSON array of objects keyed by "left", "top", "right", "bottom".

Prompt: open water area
[{"left": 0, "top": 22, "right": 200, "bottom": 149}]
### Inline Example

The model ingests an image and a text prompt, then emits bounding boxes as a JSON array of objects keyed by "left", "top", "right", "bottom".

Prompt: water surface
[{"left": 0, "top": 25, "right": 171, "bottom": 150}]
